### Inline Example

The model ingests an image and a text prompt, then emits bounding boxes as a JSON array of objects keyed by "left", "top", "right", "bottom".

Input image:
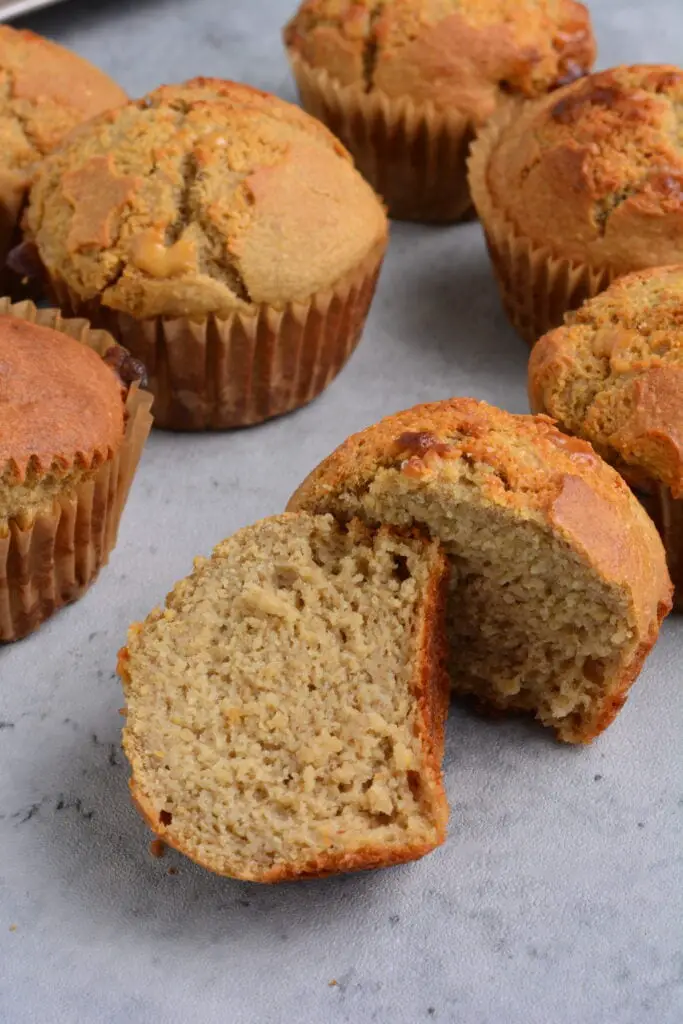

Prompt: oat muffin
[
  {"left": 288, "top": 398, "right": 672, "bottom": 743},
  {"left": 284, "top": 0, "right": 595, "bottom": 222},
  {"left": 469, "top": 64, "right": 683, "bottom": 344},
  {"left": 119, "top": 514, "right": 449, "bottom": 881},
  {"left": 0, "top": 304, "right": 152, "bottom": 641},
  {"left": 22, "top": 77, "right": 388, "bottom": 431},
  {"left": 0, "top": 26, "right": 126, "bottom": 295},
  {"left": 529, "top": 266, "right": 683, "bottom": 606}
]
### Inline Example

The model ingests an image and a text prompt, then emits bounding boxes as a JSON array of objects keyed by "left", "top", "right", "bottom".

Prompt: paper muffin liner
[
  {"left": 46, "top": 241, "right": 386, "bottom": 432},
  {"left": 0, "top": 300, "right": 153, "bottom": 642},
  {"left": 468, "top": 106, "right": 614, "bottom": 346},
  {"left": 288, "top": 54, "right": 473, "bottom": 224}
]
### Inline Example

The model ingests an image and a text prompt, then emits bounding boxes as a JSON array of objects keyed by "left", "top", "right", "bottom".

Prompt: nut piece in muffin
[
  {"left": 284, "top": 0, "right": 595, "bottom": 222},
  {"left": 469, "top": 64, "right": 683, "bottom": 343},
  {"left": 288, "top": 398, "right": 672, "bottom": 743},
  {"left": 0, "top": 26, "right": 126, "bottom": 294},
  {"left": 23, "top": 77, "right": 389, "bottom": 431},
  {"left": 529, "top": 266, "right": 683, "bottom": 606},
  {"left": 0, "top": 307, "right": 152, "bottom": 641},
  {"left": 119, "top": 513, "right": 450, "bottom": 882}
]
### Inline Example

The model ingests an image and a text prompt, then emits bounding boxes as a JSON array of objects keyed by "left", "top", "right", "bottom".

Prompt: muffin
[
  {"left": 288, "top": 398, "right": 672, "bottom": 743},
  {"left": 0, "top": 26, "right": 126, "bottom": 296},
  {"left": 21, "top": 77, "right": 388, "bottom": 431},
  {"left": 119, "top": 513, "right": 449, "bottom": 881},
  {"left": 0, "top": 302, "right": 152, "bottom": 642},
  {"left": 469, "top": 64, "right": 683, "bottom": 344},
  {"left": 284, "top": 0, "right": 595, "bottom": 223},
  {"left": 529, "top": 266, "right": 683, "bottom": 607}
]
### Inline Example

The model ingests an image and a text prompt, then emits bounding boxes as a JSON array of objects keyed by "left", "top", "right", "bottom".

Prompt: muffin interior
[{"left": 122, "top": 515, "right": 447, "bottom": 880}]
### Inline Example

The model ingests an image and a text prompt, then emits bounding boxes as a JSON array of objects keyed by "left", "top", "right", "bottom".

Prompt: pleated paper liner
[
  {"left": 468, "top": 105, "right": 614, "bottom": 346},
  {"left": 47, "top": 240, "right": 386, "bottom": 431},
  {"left": 0, "top": 300, "right": 153, "bottom": 642},
  {"left": 287, "top": 54, "right": 473, "bottom": 224}
]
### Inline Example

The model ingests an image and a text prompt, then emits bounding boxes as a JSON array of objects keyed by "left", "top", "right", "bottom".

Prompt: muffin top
[
  {"left": 284, "top": 0, "right": 595, "bottom": 119},
  {"left": 25, "top": 78, "right": 388, "bottom": 320},
  {"left": 288, "top": 396, "right": 671, "bottom": 632},
  {"left": 0, "top": 315, "right": 125, "bottom": 485},
  {"left": 0, "top": 27, "right": 126, "bottom": 200},
  {"left": 485, "top": 64, "right": 683, "bottom": 272},
  {"left": 529, "top": 267, "right": 683, "bottom": 498}
]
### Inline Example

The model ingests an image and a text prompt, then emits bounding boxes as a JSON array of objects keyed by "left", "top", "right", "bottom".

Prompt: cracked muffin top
[
  {"left": 284, "top": 0, "right": 595, "bottom": 120},
  {"left": 24, "top": 78, "right": 388, "bottom": 320},
  {"left": 485, "top": 64, "right": 683, "bottom": 272},
  {"left": 529, "top": 266, "right": 683, "bottom": 498},
  {"left": 0, "top": 27, "right": 126, "bottom": 224}
]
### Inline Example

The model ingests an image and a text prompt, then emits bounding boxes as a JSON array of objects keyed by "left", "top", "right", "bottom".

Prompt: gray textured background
[{"left": 1, "top": 2, "right": 682, "bottom": 1023}]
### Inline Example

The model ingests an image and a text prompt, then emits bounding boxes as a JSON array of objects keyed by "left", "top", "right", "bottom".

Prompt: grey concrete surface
[{"left": 1, "top": 2, "right": 681, "bottom": 1023}]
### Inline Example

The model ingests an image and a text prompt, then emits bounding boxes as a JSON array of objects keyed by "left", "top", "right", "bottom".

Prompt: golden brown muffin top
[
  {"left": 529, "top": 266, "right": 683, "bottom": 498},
  {"left": 0, "top": 315, "right": 125, "bottom": 482},
  {"left": 25, "top": 78, "right": 388, "bottom": 320},
  {"left": 0, "top": 27, "right": 126, "bottom": 191},
  {"left": 485, "top": 64, "right": 683, "bottom": 272},
  {"left": 288, "top": 397, "right": 672, "bottom": 636},
  {"left": 284, "top": 0, "right": 595, "bottom": 120}
]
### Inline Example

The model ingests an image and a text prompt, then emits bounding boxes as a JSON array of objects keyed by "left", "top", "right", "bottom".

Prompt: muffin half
[
  {"left": 22, "top": 78, "right": 388, "bottom": 431},
  {"left": 469, "top": 64, "right": 683, "bottom": 343},
  {"left": 119, "top": 514, "right": 450, "bottom": 882},
  {"left": 0, "top": 303, "right": 152, "bottom": 642},
  {"left": 529, "top": 266, "right": 683, "bottom": 607},
  {"left": 0, "top": 26, "right": 126, "bottom": 296},
  {"left": 285, "top": 0, "right": 595, "bottom": 222},
  {"left": 288, "top": 398, "right": 672, "bottom": 743}
]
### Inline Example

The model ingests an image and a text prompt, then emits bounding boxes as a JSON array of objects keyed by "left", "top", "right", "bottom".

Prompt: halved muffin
[
  {"left": 288, "top": 398, "right": 672, "bottom": 742},
  {"left": 119, "top": 514, "right": 449, "bottom": 881}
]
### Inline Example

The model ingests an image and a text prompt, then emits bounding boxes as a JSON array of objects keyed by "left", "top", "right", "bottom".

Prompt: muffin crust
[
  {"left": 0, "top": 27, "right": 126, "bottom": 256},
  {"left": 285, "top": 0, "right": 595, "bottom": 119},
  {"left": 0, "top": 315, "right": 125, "bottom": 519},
  {"left": 25, "top": 78, "right": 388, "bottom": 320},
  {"left": 485, "top": 64, "right": 683, "bottom": 273},
  {"left": 529, "top": 266, "right": 683, "bottom": 497}
]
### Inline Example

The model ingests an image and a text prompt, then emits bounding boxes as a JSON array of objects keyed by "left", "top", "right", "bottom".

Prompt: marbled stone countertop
[{"left": 1, "top": 2, "right": 682, "bottom": 1022}]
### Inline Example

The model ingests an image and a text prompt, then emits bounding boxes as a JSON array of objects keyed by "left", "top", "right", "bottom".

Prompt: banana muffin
[
  {"left": 289, "top": 398, "right": 672, "bottom": 743},
  {"left": 119, "top": 514, "right": 450, "bottom": 882},
  {"left": 469, "top": 64, "right": 683, "bottom": 344},
  {"left": 529, "top": 266, "right": 683, "bottom": 606},
  {"left": 0, "top": 303, "right": 152, "bottom": 642},
  {"left": 22, "top": 77, "right": 388, "bottom": 431},
  {"left": 0, "top": 26, "right": 126, "bottom": 295},
  {"left": 284, "top": 0, "right": 595, "bottom": 222}
]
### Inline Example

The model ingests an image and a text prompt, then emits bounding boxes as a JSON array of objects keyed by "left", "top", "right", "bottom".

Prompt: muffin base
[
  {"left": 0, "top": 300, "right": 153, "bottom": 642},
  {"left": 468, "top": 105, "right": 614, "bottom": 346},
  {"left": 288, "top": 54, "right": 473, "bottom": 224},
  {"left": 47, "top": 241, "right": 386, "bottom": 432}
]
